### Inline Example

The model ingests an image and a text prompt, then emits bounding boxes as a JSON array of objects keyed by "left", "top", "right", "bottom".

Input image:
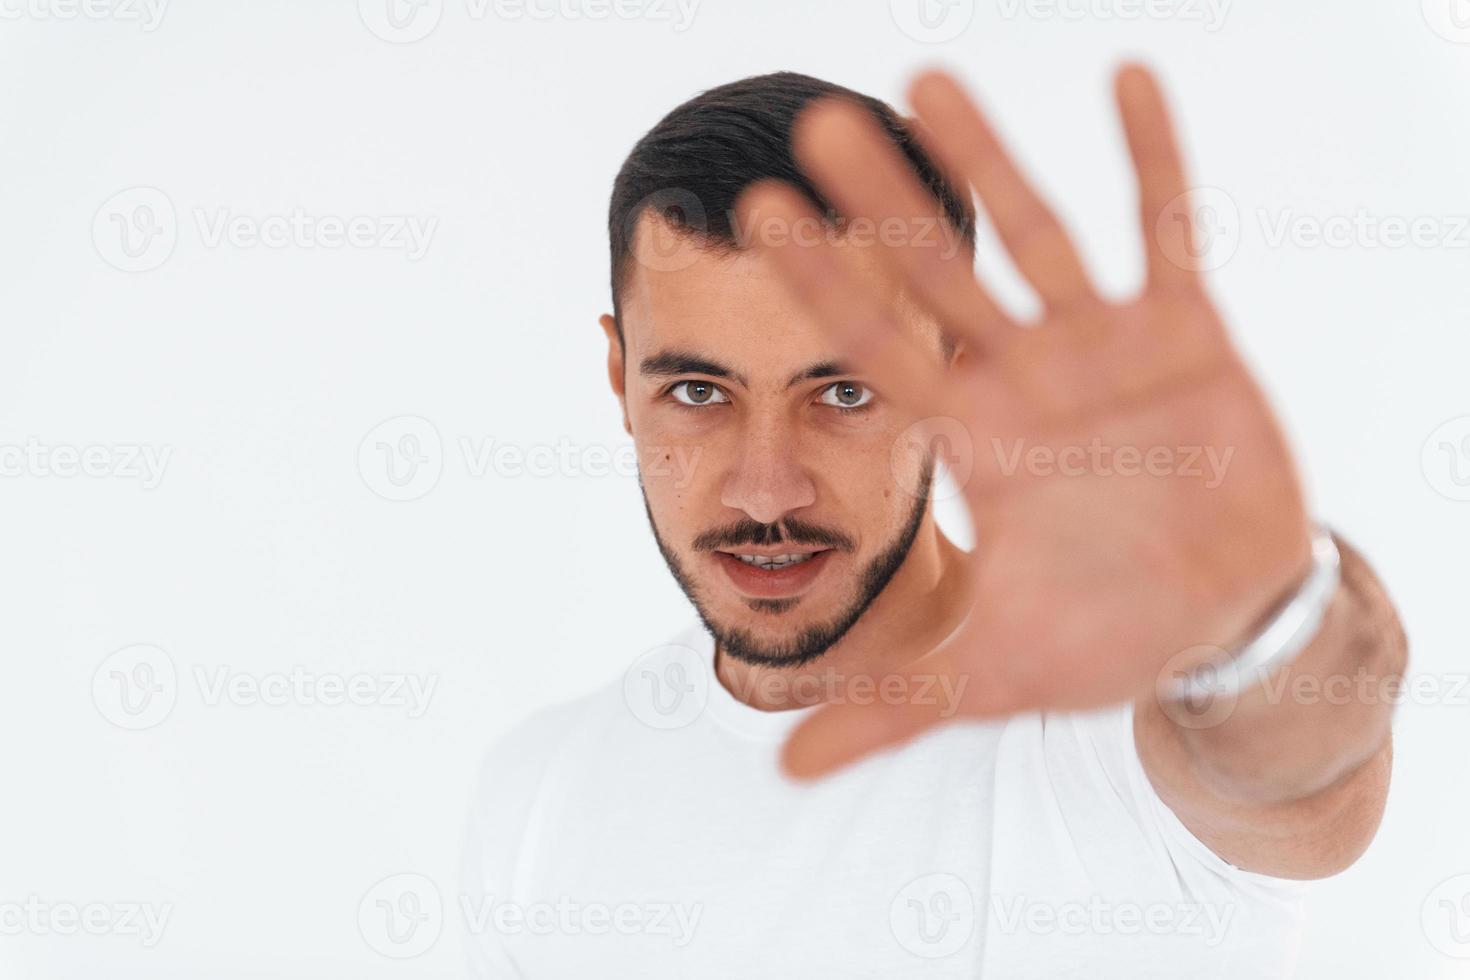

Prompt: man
[{"left": 462, "top": 66, "right": 1405, "bottom": 978}]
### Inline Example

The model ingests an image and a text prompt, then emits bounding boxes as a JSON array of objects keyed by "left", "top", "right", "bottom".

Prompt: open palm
[{"left": 736, "top": 65, "right": 1313, "bottom": 777}]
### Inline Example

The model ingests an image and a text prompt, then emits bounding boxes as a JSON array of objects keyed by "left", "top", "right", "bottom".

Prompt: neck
[{"left": 714, "top": 516, "right": 973, "bottom": 712}]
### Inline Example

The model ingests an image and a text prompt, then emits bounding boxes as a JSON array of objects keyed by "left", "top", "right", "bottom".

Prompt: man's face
[{"left": 606, "top": 214, "right": 945, "bottom": 668}]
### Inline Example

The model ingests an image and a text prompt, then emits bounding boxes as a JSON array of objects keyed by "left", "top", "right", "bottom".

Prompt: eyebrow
[
  {"left": 639, "top": 350, "right": 747, "bottom": 386},
  {"left": 786, "top": 359, "right": 850, "bottom": 388},
  {"left": 639, "top": 349, "right": 855, "bottom": 390}
]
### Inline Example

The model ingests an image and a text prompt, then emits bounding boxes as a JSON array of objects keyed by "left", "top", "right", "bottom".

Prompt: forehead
[{"left": 617, "top": 213, "right": 930, "bottom": 378}]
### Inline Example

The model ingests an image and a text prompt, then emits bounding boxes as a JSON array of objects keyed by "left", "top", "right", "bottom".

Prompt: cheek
[
  {"left": 806, "top": 427, "right": 911, "bottom": 524},
  {"left": 631, "top": 422, "right": 722, "bottom": 528}
]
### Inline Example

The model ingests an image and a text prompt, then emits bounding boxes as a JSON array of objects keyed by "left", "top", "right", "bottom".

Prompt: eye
[
  {"left": 669, "top": 380, "right": 729, "bottom": 407},
  {"left": 817, "top": 380, "right": 874, "bottom": 410}
]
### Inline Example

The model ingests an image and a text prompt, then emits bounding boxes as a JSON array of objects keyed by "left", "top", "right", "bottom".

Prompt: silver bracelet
[{"left": 1162, "top": 526, "right": 1342, "bottom": 705}]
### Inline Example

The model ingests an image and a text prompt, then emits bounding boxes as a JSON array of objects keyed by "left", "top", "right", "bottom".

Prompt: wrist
[{"left": 1162, "top": 525, "right": 1341, "bottom": 708}]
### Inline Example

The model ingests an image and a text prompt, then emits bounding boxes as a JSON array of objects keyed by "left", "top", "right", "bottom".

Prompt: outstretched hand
[{"left": 736, "top": 65, "right": 1313, "bottom": 779}]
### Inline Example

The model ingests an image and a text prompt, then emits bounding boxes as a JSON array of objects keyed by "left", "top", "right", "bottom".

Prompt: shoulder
[
  {"left": 462, "top": 620, "right": 708, "bottom": 878},
  {"left": 998, "top": 704, "right": 1313, "bottom": 898},
  {"left": 465, "top": 677, "right": 621, "bottom": 830}
]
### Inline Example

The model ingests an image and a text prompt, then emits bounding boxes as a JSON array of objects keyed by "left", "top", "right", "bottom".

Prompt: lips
[{"left": 714, "top": 548, "right": 834, "bottom": 599}]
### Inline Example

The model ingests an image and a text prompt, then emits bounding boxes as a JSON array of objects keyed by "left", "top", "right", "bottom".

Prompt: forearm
[{"left": 1150, "top": 535, "right": 1407, "bottom": 807}]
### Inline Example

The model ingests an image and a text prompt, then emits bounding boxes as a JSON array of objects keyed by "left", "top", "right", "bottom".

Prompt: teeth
[{"left": 735, "top": 553, "right": 815, "bottom": 570}]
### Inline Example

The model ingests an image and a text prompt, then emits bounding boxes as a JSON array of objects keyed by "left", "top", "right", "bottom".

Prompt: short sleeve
[
  {"left": 982, "top": 703, "right": 1309, "bottom": 978},
  {"left": 459, "top": 703, "right": 580, "bottom": 979},
  {"left": 1064, "top": 700, "right": 1313, "bottom": 895}
]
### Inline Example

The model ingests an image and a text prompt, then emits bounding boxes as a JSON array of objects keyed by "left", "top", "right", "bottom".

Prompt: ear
[{"left": 599, "top": 313, "right": 632, "bottom": 436}]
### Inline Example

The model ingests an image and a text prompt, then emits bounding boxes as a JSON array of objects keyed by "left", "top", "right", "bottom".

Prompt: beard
[{"left": 641, "top": 458, "right": 934, "bottom": 669}]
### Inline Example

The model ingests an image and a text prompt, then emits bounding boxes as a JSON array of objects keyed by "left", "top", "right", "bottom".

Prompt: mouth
[{"left": 712, "top": 547, "right": 835, "bottom": 600}]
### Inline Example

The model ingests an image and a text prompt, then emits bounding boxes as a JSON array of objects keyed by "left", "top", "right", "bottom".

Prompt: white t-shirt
[{"left": 461, "top": 619, "right": 1308, "bottom": 978}]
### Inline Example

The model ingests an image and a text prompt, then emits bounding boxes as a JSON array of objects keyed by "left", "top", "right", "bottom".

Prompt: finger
[
  {"left": 791, "top": 97, "right": 1018, "bottom": 355},
  {"left": 778, "top": 621, "right": 1019, "bottom": 780},
  {"left": 781, "top": 694, "right": 948, "bottom": 779},
  {"left": 908, "top": 70, "right": 1096, "bottom": 312},
  {"left": 735, "top": 180, "right": 954, "bottom": 417},
  {"left": 1114, "top": 62, "right": 1197, "bottom": 292}
]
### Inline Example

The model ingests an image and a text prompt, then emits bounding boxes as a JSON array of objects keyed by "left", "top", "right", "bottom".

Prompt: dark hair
[{"left": 606, "top": 71, "right": 976, "bottom": 342}]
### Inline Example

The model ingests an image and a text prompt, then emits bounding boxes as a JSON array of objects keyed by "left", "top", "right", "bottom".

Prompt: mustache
[{"left": 692, "top": 517, "right": 855, "bottom": 553}]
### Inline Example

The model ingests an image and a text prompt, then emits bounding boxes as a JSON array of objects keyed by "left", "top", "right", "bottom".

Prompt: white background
[{"left": 1, "top": 0, "right": 1468, "bottom": 976}]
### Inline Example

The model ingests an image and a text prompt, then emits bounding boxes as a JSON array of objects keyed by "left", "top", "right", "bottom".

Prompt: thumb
[{"left": 779, "top": 674, "right": 956, "bottom": 780}]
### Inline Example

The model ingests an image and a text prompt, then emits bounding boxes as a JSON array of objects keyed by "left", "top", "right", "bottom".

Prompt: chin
[
  {"left": 739, "top": 594, "right": 804, "bottom": 615},
  {"left": 700, "top": 590, "right": 861, "bottom": 669}
]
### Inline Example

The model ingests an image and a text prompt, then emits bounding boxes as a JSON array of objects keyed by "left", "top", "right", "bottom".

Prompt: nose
[{"left": 719, "top": 414, "right": 817, "bottom": 526}]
